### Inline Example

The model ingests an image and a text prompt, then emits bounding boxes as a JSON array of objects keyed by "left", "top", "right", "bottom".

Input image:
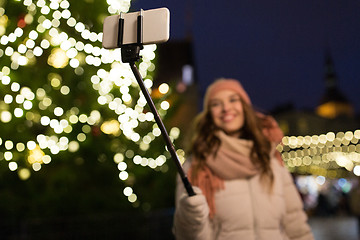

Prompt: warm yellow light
[
  {"left": 49, "top": 74, "right": 62, "bottom": 88},
  {"left": 156, "top": 155, "right": 166, "bottom": 166},
  {"left": 18, "top": 168, "right": 31, "bottom": 180},
  {"left": 170, "top": 127, "right": 180, "bottom": 139},
  {"left": 354, "top": 165, "right": 360, "bottom": 176},
  {"left": 42, "top": 155, "right": 51, "bottom": 164},
  {"left": 114, "top": 153, "right": 124, "bottom": 163},
  {"left": 68, "top": 141, "right": 79, "bottom": 152},
  {"left": 27, "top": 145, "right": 45, "bottom": 164},
  {"left": 9, "top": 162, "right": 18, "bottom": 171},
  {"left": 160, "top": 100, "right": 170, "bottom": 110},
  {"left": 1, "top": 111, "right": 12, "bottom": 123},
  {"left": 117, "top": 162, "right": 127, "bottom": 171},
  {"left": 130, "top": 132, "right": 140, "bottom": 142},
  {"left": 78, "top": 114, "right": 88, "bottom": 123},
  {"left": 16, "top": 143, "right": 25, "bottom": 152},
  {"left": 128, "top": 193, "right": 137, "bottom": 203},
  {"left": 5, "top": 140, "right": 13, "bottom": 150},
  {"left": 144, "top": 79, "right": 153, "bottom": 89},
  {"left": 132, "top": 155, "right": 141, "bottom": 164},
  {"left": 32, "top": 162, "right": 42, "bottom": 171},
  {"left": 158, "top": 83, "right": 169, "bottom": 94},
  {"left": 316, "top": 101, "right": 354, "bottom": 119},
  {"left": 101, "top": 120, "right": 121, "bottom": 135},
  {"left": 122, "top": 94, "right": 132, "bottom": 103},
  {"left": 48, "top": 48, "right": 68, "bottom": 68},
  {"left": 123, "top": 187, "right": 133, "bottom": 196},
  {"left": 119, "top": 171, "right": 128, "bottom": 180},
  {"left": 4, "top": 151, "right": 13, "bottom": 161},
  {"left": 77, "top": 133, "right": 86, "bottom": 142}
]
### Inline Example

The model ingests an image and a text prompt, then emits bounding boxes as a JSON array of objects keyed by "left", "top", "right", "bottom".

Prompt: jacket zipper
[{"left": 249, "top": 179, "right": 258, "bottom": 240}]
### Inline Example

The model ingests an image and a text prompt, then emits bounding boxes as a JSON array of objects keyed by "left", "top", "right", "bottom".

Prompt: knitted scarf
[{"left": 188, "top": 131, "right": 259, "bottom": 218}]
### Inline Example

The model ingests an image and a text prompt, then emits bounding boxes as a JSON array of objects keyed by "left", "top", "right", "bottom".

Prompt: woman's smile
[{"left": 209, "top": 90, "right": 245, "bottom": 136}]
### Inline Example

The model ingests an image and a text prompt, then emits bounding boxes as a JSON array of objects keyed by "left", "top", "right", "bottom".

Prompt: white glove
[{"left": 178, "top": 187, "right": 209, "bottom": 225}]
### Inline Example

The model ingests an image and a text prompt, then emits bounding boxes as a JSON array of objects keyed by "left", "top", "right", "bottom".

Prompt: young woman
[{"left": 173, "top": 78, "right": 314, "bottom": 240}]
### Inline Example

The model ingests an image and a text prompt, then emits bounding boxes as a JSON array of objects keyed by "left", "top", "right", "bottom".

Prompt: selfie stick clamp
[{"left": 117, "top": 10, "right": 195, "bottom": 196}]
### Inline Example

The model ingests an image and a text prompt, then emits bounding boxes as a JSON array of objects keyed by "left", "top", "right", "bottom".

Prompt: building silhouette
[{"left": 273, "top": 51, "right": 360, "bottom": 177}]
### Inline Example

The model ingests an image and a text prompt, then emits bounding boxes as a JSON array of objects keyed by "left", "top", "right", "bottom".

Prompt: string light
[{"left": 281, "top": 130, "right": 360, "bottom": 177}]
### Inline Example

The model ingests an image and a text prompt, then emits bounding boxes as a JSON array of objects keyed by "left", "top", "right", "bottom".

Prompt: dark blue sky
[{"left": 131, "top": 0, "right": 360, "bottom": 114}]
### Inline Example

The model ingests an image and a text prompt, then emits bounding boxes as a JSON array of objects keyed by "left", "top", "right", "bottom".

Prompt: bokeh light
[{"left": 281, "top": 130, "right": 360, "bottom": 177}]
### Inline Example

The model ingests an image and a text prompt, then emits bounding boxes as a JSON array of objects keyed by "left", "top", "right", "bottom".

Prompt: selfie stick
[{"left": 117, "top": 10, "right": 195, "bottom": 196}]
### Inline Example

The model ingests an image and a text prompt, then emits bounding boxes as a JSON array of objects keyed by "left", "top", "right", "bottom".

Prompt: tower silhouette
[{"left": 316, "top": 51, "right": 354, "bottom": 118}]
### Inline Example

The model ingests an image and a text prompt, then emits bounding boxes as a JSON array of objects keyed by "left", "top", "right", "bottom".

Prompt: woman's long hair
[{"left": 188, "top": 98, "right": 274, "bottom": 186}]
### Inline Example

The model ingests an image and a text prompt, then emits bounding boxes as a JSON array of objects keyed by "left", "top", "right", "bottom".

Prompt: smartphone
[{"left": 102, "top": 7, "right": 170, "bottom": 49}]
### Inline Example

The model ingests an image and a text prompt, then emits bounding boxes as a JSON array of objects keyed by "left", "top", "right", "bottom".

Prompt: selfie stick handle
[{"left": 118, "top": 10, "right": 195, "bottom": 197}]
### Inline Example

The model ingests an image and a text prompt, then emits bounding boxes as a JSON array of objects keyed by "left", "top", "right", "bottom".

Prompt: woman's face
[{"left": 209, "top": 90, "right": 245, "bottom": 137}]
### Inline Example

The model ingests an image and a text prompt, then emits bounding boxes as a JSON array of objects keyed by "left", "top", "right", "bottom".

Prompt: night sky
[{"left": 130, "top": 0, "right": 360, "bottom": 114}]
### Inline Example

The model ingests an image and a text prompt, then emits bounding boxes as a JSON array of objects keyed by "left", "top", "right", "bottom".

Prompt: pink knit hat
[
  {"left": 203, "top": 78, "right": 251, "bottom": 110},
  {"left": 203, "top": 78, "right": 284, "bottom": 144}
]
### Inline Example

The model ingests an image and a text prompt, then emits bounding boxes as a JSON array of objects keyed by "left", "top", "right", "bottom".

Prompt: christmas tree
[{"left": 0, "top": 0, "right": 183, "bottom": 223}]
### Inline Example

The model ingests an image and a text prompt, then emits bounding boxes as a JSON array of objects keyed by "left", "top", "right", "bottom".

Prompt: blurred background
[{"left": 0, "top": 0, "right": 359, "bottom": 239}]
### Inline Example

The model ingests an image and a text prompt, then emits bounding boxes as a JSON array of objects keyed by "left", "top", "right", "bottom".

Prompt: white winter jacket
[{"left": 173, "top": 157, "right": 314, "bottom": 240}]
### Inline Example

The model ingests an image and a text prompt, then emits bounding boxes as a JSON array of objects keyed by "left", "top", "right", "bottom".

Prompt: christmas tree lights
[{"left": 0, "top": 0, "right": 181, "bottom": 207}]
